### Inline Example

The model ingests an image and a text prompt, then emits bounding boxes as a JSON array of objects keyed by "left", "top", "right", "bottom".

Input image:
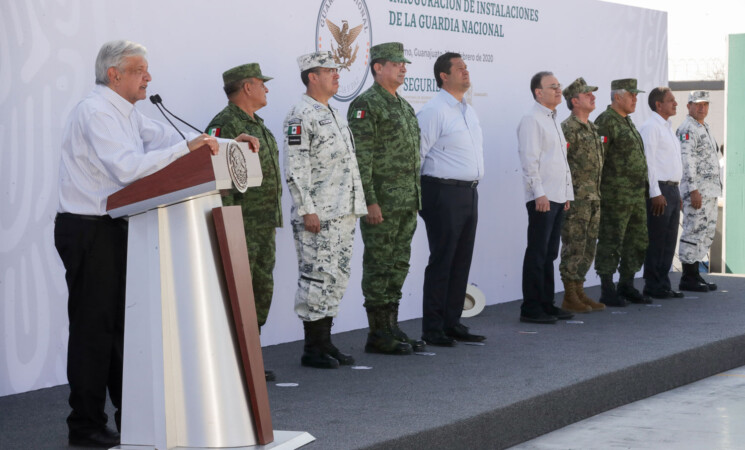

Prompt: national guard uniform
[
  {"left": 559, "top": 78, "right": 605, "bottom": 312},
  {"left": 284, "top": 52, "right": 367, "bottom": 368},
  {"left": 594, "top": 78, "right": 648, "bottom": 305},
  {"left": 205, "top": 63, "right": 281, "bottom": 331},
  {"left": 348, "top": 42, "right": 422, "bottom": 355},
  {"left": 677, "top": 90, "right": 723, "bottom": 291}
]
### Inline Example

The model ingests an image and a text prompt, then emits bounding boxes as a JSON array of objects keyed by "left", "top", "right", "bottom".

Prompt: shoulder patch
[
  {"left": 679, "top": 133, "right": 690, "bottom": 141},
  {"left": 287, "top": 118, "right": 302, "bottom": 125},
  {"left": 600, "top": 136, "right": 608, "bottom": 143},
  {"left": 313, "top": 104, "right": 322, "bottom": 110},
  {"left": 288, "top": 125, "right": 302, "bottom": 136},
  {"left": 353, "top": 110, "right": 366, "bottom": 119},
  {"left": 319, "top": 119, "right": 332, "bottom": 126},
  {"left": 207, "top": 127, "right": 221, "bottom": 137}
]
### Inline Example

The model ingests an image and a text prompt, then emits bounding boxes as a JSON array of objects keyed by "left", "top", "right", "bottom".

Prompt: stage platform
[{"left": 2, "top": 273, "right": 744, "bottom": 450}]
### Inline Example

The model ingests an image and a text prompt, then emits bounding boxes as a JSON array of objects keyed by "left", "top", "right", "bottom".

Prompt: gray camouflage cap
[
  {"left": 222, "top": 63, "right": 272, "bottom": 86},
  {"left": 370, "top": 42, "right": 411, "bottom": 63},
  {"left": 297, "top": 51, "right": 340, "bottom": 72},
  {"left": 688, "top": 90, "right": 710, "bottom": 103},
  {"left": 562, "top": 77, "right": 598, "bottom": 102},
  {"left": 610, "top": 78, "right": 645, "bottom": 93}
]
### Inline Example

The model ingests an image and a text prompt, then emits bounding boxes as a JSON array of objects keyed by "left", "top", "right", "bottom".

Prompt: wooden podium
[{"left": 106, "top": 142, "right": 314, "bottom": 450}]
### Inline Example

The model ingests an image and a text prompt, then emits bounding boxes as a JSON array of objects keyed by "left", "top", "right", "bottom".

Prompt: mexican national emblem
[
  {"left": 326, "top": 19, "right": 363, "bottom": 70},
  {"left": 226, "top": 140, "right": 249, "bottom": 193},
  {"left": 316, "top": 0, "right": 372, "bottom": 102}
]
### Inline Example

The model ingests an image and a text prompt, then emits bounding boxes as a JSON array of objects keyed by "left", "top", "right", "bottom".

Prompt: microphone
[
  {"left": 150, "top": 95, "right": 185, "bottom": 139},
  {"left": 149, "top": 94, "right": 203, "bottom": 134}
]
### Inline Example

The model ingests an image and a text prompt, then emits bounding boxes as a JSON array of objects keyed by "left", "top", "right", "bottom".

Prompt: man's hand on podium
[
  {"left": 188, "top": 134, "right": 220, "bottom": 154},
  {"left": 235, "top": 133, "right": 260, "bottom": 153}
]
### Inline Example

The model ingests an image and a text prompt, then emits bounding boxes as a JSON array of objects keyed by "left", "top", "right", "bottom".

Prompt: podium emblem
[{"left": 227, "top": 140, "right": 249, "bottom": 193}]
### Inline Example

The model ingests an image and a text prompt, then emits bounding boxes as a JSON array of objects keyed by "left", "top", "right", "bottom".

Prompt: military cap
[
  {"left": 222, "top": 63, "right": 272, "bottom": 86},
  {"left": 610, "top": 78, "right": 645, "bottom": 93},
  {"left": 562, "top": 77, "right": 598, "bottom": 103},
  {"left": 688, "top": 90, "right": 710, "bottom": 103},
  {"left": 370, "top": 42, "right": 411, "bottom": 63},
  {"left": 297, "top": 51, "right": 340, "bottom": 72}
]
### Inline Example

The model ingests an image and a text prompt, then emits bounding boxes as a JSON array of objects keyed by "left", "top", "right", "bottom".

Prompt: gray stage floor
[{"left": 1, "top": 273, "right": 743, "bottom": 450}]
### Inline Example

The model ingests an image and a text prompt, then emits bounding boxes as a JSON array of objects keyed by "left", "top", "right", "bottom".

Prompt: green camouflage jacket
[
  {"left": 206, "top": 102, "right": 282, "bottom": 228},
  {"left": 594, "top": 106, "right": 648, "bottom": 200},
  {"left": 347, "top": 82, "right": 421, "bottom": 213},
  {"left": 561, "top": 114, "right": 604, "bottom": 201}
]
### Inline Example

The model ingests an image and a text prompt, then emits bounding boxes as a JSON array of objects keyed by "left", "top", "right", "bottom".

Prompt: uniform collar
[
  {"left": 227, "top": 102, "right": 263, "bottom": 124},
  {"left": 373, "top": 82, "right": 402, "bottom": 104}
]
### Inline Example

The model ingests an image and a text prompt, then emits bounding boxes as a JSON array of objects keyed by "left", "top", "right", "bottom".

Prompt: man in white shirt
[
  {"left": 517, "top": 71, "right": 575, "bottom": 324},
  {"left": 55, "top": 40, "right": 256, "bottom": 447},
  {"left": 639, "top": 87, "right": 684, "bottom": 299},
  {"left": 417, "top": 52, "right": 485, "bottom": 346}
]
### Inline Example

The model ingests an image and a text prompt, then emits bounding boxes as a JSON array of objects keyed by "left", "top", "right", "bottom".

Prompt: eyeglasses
[{"left": 542, "top": 84, "right": 562, "bottom": 91}]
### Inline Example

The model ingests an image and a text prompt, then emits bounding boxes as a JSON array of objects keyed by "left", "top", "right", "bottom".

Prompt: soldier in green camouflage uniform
[
  {"left": 348, "top": 42, "right": 423, "bottom": 355},
  {"left": 559, "top": 78, "right": 606, "bottom": 313},
  {"left": 205, "top": 63, "right": 282, "bottom": 335},
  {"left": 594, "top": 78, "right": 650, "bottom": 306},
  {"left": 284, "top": 52, "right": 368, "bottom": 369}
]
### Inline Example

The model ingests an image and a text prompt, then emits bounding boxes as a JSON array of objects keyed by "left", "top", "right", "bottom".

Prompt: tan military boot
[
  {"left": 561, "top": 281, "right": 592, "bottom": 313},
  {"left": 574, "top": 281, "right": 606, "bottom": 311}
]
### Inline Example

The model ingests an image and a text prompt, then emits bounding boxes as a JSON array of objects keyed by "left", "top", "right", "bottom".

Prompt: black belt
[
  {"left": 659, "top": 180, "right": 679, "bottom": 186},
  {"left": 421, "top": 175, "right": 479, "bottom": 188}
]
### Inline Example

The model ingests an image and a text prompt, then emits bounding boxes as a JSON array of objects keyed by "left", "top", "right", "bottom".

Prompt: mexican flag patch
[
  {"left": 679, "top": 133, "right": 689, "bottom": 141},
  {"left": 354, "top": 110, "right": 366, "bottom": 119},
  {"left": 288, "top": 125, "right": 302, "bottom": 135},
  {"left": 207, "top": 127, "right": 221, "bottom": 137},
  {"left": 600, "top": 136, "right": 608, "bottom": 143}
]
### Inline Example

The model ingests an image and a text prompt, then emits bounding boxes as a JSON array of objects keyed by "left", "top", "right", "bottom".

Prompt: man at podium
[{"left": 54, "top": 39, "right": 256, "bottom": 448}]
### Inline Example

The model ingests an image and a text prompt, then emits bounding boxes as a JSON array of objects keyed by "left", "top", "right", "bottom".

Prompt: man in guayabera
[
  {"left": 205, "top": 63, "right": 282, "bottom": 380},
  {"left": 559, "top": 78, "right": 606, "bottom": 313},
  {"left": 348, "top": 42, "right": 424, "bottom": 355},
  {"left": 676, "top": 90, "right": 723, "bottom": 292},
  {"left": 594, "top": 78, "right": 651, "bottom": 307}
]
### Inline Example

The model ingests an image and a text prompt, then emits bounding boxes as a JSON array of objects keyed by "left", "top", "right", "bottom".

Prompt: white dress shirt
[
  {"left": 417, "top": 89, "right": 484, "bottom": 181},
  {"left": 517, "top": 102, "right": 573, "bottom": 203},
  {"left": 639, "top": 111, "right": 683, "bottom": 198},
  {"left": 58, "top": 85, "right": 197, "bottom": 216}
]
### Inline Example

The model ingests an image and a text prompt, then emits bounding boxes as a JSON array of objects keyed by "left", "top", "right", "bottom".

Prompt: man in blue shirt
[{"left": 417, "top": 52, "right": 485, "bottom": 346}]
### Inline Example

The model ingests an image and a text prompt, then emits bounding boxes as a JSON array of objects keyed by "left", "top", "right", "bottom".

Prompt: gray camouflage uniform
[
  {"left": 283, "top": 93, "right": 367, "bottom": 321},
  {"left": 676, "top": 113, "right": 723, "bottom": 264}
]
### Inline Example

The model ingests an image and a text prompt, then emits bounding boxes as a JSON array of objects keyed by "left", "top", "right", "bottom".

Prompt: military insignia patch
[
  {"left": 207, "top": 127, "right": 221, "bottom": 137},
  {"left": 354, "top": 110, "right": 366, "bottom": 119},
  {"left": 288, "top": 125, "right": 302, "bottom": 135},
  {"left": 319, "top": 119, "right": 332, "bottom": 125},
  {"left": 600, "top": 136, "right": 608, "bottom": 143},
  {"left": 679, "top": 133, "right": 689, "bottom": 141}
]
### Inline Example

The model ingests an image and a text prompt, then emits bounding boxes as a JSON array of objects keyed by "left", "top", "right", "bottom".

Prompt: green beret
[
  {"left": 370, "top": 42, "right": 411, "bottom": 63},
  {"left": 222, "top": 63, "right": 272, "bottom": 86},
  {"left": 610, "top": 78, "right": 645, "bottom": 93}
]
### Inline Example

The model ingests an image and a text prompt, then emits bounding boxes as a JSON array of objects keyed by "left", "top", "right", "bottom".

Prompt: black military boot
[
  {"left": 364, "top": 307, "right": 413, "bottom": 355},
  {"left": 695, "top": 262, "right": 718, "bottom": 291},
  {"left": 319, "top": 317, "right": 355, "bottom": 365},
  {"left": 599, "top": 274, "right": 626, "bottom": 307},
  {"left": 387, "top": 303, "right": 426, "bottom": 352},
  {"left": 679, "top": 262, "right": 710, "bottom": 292},
  {"left": 301, "top": 320, "right": 340, "bottom": 369},
  {"left": 617, "top": 276, "right": 652, "bottom": 304}
]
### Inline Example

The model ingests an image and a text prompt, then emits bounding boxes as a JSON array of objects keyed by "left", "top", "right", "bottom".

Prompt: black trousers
[
  {"left": 54, "top": 213, "right": 127, "bottom": 434},
  {"left": 420, "top": 179, "right": 478, "bottom": 334},
  {"left": 643, "top": 183, "right": 681, "bottom": 292},
  {"left": 521, "top": 200, "right": 565, "bottom": 316}
]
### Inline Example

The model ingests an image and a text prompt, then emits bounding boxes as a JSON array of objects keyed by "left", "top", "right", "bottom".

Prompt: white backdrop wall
[{"left": 0, "top": 0, "right": 667, "bottom": 396}]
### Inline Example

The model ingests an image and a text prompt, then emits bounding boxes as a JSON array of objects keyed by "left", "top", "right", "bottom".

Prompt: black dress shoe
[
  {"left": 618, "top": 284, "right": 653, "bottom": 304},
  {"left": 421, "top": 331, "right": 456, "bottom": 347},
  {"left": 643, "top": 288, "right": 684, "bottom": 299},
  {"left": 69, "top": 426, "right": 120, "bottom": 447},
  {"left": 668, "top": 289, "right": 685, "bottom": 298},
  {"left": 543, "top": 305, "right": 575, "bottom": 320},
  {"left": 265, "top": 369, "right": 276, "bottom": 381},
  {"left": 519, "top": 311, "right": 558, "bottom": 324},
  {"left": 444, "top": 323, "right": 486, "bottom": 342},
  {"left": 679, "top": 277, "right": 710, "bottom": 292}
]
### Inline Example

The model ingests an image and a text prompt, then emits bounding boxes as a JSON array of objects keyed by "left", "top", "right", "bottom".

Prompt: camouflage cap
[
  {"left": 222, "top": 63, "right": 272, "bottom": 86},
  {"left": 370, "top": 42, "right": 411, "bottom": 63},
  {"left": 610, "top": 78, "right": 645, "bottom": 93},
  {"left": 297, "top": 51, "right": 340, "bottom": 72},
  {"left": 688, "top": 90, "right": 710, "bottom": 103},
  {"left": 562, "top": 77, "right": 598, "bottom": 102}
]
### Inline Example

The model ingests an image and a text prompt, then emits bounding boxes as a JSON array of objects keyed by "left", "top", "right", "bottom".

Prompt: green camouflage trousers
[
  {"left": 595, "top": 196, "right": 648, "bottom": 278},
  {"left": 360, "top": 210, "right": 417, "bottom": 308},
  {"left": 292, "top": 214, "right": 357, "bottom": 322},
  {"left": 560, "top": 199, "right": 601, "bottom": 282},
  {"left": 245, "top": 227, "right": 276, "bottom": 328}
]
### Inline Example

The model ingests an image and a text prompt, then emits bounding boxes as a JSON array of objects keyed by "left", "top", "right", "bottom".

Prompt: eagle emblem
[{"left": 326, "top": 19, "right": 364, "bottom": 70}]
